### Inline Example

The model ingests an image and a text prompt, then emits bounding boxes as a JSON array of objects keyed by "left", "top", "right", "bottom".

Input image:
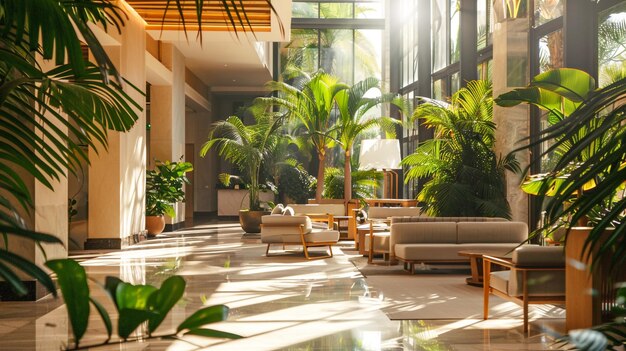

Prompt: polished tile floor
[{"left": 0, "top": 219, "right": 568, "bottom": 350}]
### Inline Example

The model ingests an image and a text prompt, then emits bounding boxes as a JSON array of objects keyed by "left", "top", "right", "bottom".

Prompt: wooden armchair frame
[
  {"left": 261, "top": 214, "right": 338, "bottom": 260},
  {"left": 483, "top": 255, "right": 565, "bottom": 333}
]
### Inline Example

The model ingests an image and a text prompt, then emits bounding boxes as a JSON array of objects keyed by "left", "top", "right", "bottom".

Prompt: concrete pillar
[
  {"left": 85, "top": 8, "right": 146, "bottom": 249},
  {"left": 491, "top": 3, "right": 530, "bottom": 224},
  {"left": 149, "top": 43, "right": 187, "bottom": 229}
]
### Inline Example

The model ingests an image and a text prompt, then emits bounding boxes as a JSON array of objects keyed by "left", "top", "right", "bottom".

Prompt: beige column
[
  {"left": 1, "top": 58, "right": 69, "bottom": 300},
  {"left": 86, "top": 7, "right": 147, "bottom": 249},
  {"left": 149, "top": 43, "right": 187, "bottom": 228},
  {"left": 491, "top": 3, "right": 530, "bottom": 223}
]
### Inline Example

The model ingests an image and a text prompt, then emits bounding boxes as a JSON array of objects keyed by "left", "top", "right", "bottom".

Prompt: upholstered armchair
[
  {"left": 260, "top": 214, "right": 340, "bottom": 260},
  {"left": 483, "top": 245, "right": 565, "bottom": 333}
]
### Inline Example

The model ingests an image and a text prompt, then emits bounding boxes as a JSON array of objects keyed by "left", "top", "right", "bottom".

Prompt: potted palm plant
[
  {"left": 145, "top": 159, "right": 193, "bottom": 236},
  {"left": 201, "top": 102, "right": 285, "bottom": 233},
  {"left": 401, "top": 80, "right": 520, "bottom": 218}
]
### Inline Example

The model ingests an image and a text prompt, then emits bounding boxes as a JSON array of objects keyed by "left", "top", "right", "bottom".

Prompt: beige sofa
[{"left": 390, "top": 219, "right": 528, "bottom": 271}]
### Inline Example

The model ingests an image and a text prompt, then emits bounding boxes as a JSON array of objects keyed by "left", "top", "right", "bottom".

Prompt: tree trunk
[
  {"left": 316, "top": 151, "right": 326, "bottom": 201},
  {"left": 344, "top": 150, "right": 351, "bottom": 203}
]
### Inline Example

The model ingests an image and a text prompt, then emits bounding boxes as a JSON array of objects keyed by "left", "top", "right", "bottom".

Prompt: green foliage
[
  {"left": 278, "top": 164, "right": 316, "bottom": 203},
  {"left": 497, "top": 68, "right": 626, "bottom": 251},
  {"left": 145, "top": 159, "right": 193, "bottom": 217},
  {"left": 46, "top": 259, "right": 239, "bottom": 349},
  {"left": 334, "top": 77, "right": 401, "bottom": 200},
  {"left": 499, "top": 69, "right": 626, "bottom": 349},
  {"left": 0, "top": 0, "right": 142, "bottom": 297},
  {"left": 323, "top": 167, "right": 382, "bottom": 200},
  {"left": 201, "top": 102, "right": 286, "bottom": 211},
  {"left": 402, "top": 80, "right": 518, "bottom": 218},
  {"left": 263, "top": 70, "right": 349, "bottom": 200}
]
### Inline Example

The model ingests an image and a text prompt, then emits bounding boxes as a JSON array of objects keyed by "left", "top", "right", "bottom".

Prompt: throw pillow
[
  {"left": 356, "top": 209, "right": 368, "bottom": 224},
  {"left": 282, "top": 206, "right": 294, "bottom": 216},
  {"left": 271, "top": 203, "right": 284, "bottom": 215}
]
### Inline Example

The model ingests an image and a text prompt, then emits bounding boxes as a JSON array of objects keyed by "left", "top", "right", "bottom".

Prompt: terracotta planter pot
[
  {"left": 146, "top": 215, "right": 166, "bottom": 236},
  {"left": 239, "top": 210, "right": 270, "bottom": 233}
]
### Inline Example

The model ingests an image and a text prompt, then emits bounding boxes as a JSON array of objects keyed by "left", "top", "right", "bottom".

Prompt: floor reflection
[{"left": 0, "top": 218, "right": 567, "bottom": 350}]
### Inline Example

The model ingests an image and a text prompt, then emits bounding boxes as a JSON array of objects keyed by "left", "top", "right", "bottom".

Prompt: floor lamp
[{"left": 358, "top": 139, "right": 402, "bottom": 199}]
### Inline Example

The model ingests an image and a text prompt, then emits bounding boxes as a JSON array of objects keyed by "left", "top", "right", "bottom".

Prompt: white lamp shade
[{"left": 358, "top": 139, "right": 402, "bottom": 170}]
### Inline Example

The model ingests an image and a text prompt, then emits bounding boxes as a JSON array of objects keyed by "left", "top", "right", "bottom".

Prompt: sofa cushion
[
  {"left": 391, "top": 216, "right": 508, "bottom": 224},
  {"left": 368, "top": 207, "right": 421, "bottom": 220},
  {"left": 391, "top": 222, "right": 458, "bottom": 243},
  {"left": 261, "top": 215, "right": 312, "bottom": 237},
  {"left": 491, "top": 270, "right": 565, "bottom": 297},
  {"left": 456, "top": 222, "right": 528, "bottom": 244},
  {"left": 512, "top": 245, "right": 565, "bottom": 267},
  {"left": 395, "top": 244, "right": 468, "bottom": 261},
  {"left": 304, "top": 230, "right": 340, "bottom": 243}
]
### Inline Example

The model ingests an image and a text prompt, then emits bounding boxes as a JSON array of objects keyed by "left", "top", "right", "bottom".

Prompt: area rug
[
  {"left": 365, "top": 274, "right": 566, "bottom": 321},
  {"left": 349, "top": 254, "right": 471, "bottom": 276}
]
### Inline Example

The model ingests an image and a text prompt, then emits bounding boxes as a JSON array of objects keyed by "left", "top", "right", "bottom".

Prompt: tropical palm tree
[
  {"left": 402, "top": 80, "right": 519, "bottom": 218},
  {"left": 265, "top": 71, "right": 348, "bottom": 201},
  {"left": 0, "top": 0, "right": 278, "bottom": 296},
  {"left": 201, "top": 102, "right": 285, "bottom": 211},
  {"left": 323, "top": 167, "right": 382, "bottom": 200},
  {"left": 334, "top": 77, "right": 400, "bottom": 201}
]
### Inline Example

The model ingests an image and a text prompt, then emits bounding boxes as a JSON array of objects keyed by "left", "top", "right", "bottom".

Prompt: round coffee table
[{"left": 457, "top": 249, "right": 512, "bottom": 286}]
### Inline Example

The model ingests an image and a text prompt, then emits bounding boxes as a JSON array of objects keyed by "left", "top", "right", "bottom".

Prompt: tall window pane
[
  {"left": 598, "top": 2, "right": 626, "bottom": 87},
  {"left": 320, "top": 29, "right": 354, "bottom": 83},
  {"left": 477, "top": 0, "right": 492, "bottom": 49},
  {"left": 534, "top": 0, "right": 563, "bottom": 27},
  {"left": 293, "top": 2, "right": 319, "bottom": 18},
  {"left": 432, "top": 0, "right": 447, "bottom": 71},
  {"left": 538, "top": 29, "right": 563, "bottom": 73},
  {"left": 355, "top": 29, "right": 382, "bottom": 82},
  {"left": 450, "top": 0, "right": 460, "bottom": 63},
  {"left": 450, "top": 71, "right": 460, "bottom": 95},
  {"left": 356, "top": 1, "right": 385, "bottom": 19},
  {"left": 320, "top": 2, "right": 354, "bottom": 18},
  {"left": 433, "top": 79, "right": 446, "bottom": 100},
  {"left": 280, "top": 29, "right": 319, "bottom": 75}
]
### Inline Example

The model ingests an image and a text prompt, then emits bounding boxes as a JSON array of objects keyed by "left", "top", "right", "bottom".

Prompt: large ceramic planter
[
  {"left": 239, "top": 210, "right": 270, "bottom": 233},
  {"left": 146, "top": 215, "right": 166, "bottom": 236}
]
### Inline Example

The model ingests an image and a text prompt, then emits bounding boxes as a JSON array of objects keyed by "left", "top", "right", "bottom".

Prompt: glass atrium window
[
  {"left": 598, "top": 2, "right": 626, "bottom": 87},
  {"left": 538, "top": 29, "right": 563, "bottom": 73},
  {"left": 320, "top": 2, "right": 354, "bottom": 18},
  {"left": 450, "top": 0, "right": 460, "bottom": 63},
  {"left": 284, "top": 1, "right": 384, "bottom": 84},
  {"left": 533, "top": 0, "right": 563, "bottom": 27},
  {"left": 292, "top": 1, "right": 384, "bottom": 19},
  {"left": 280, "top": 29, "right": 319, "bottom": 74},
  {"left": 355, "top": 29, "right": 382, "bottom": 83},
  {"left": 293, "top": 2, "right": 318, "bottom": 18},
  {"left": 432, "top": 0, "right": 447, "bottom": 71},
  {"left": 477, "top": 0, "right": 493, "bottom": 49}
]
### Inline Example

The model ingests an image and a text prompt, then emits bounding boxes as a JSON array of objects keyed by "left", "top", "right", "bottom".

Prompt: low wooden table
[
  {"left": 334, "top": 215, "right": 353, "bottom": 239},
  {"left": 457, "top": 249, "right": 512, "bottom": 286}
]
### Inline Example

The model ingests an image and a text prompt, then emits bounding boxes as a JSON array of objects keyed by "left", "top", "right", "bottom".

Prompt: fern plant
[{"left": 402, "top": 80, "right": 519, "bottom": 218}]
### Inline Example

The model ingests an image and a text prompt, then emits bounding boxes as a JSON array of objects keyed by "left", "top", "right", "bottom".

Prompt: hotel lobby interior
[{"left": 1, "top": 0, "right": 626, "bottom": 350}]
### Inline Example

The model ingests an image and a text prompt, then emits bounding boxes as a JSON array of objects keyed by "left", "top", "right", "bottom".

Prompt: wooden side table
[
  {"left": 457, "top": 249, "right": 512, "bottom": 286},
  {"left": 367, "top": 219, "right": 391, "bottom": 264}
]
